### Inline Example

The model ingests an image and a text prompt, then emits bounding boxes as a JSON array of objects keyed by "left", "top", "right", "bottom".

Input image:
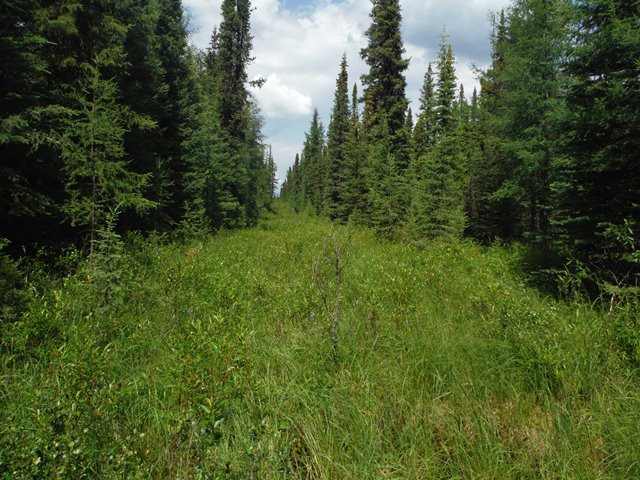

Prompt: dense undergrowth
[{"left": 1, "top": 208, "right": 639, "bottom": 478}]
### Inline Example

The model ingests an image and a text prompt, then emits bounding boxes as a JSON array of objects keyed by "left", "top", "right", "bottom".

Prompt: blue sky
[
  {"left": 183, "top": 0, "right": 510, "bottom": 185},
  {"left": 279, "top": 0, "right": 317, "bottom": 12}
]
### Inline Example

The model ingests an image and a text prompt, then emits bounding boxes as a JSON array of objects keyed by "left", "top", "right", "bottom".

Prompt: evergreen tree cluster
[
  {"left": 0, "top": 0, "right": 276, "bottom": 253},
  {"left": 281, "top": 0, "right": 471, "bottom": 240},
  {"left": 282, "top": 0, "right": 639, "bottom": 286}
]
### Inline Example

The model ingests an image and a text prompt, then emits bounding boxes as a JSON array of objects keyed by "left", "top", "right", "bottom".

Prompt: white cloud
[
  {"left": 183, "top": 0, "right": 510, "bottom": 187},
  {"left": 269, "top": 140, "right": 301, "bottom": 186},
  {"left": 252, "top": 74, "right": 313, "bottom": 118}
]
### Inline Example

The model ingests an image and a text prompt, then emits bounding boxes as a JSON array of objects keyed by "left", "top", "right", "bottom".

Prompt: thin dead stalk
[{"left": 312, "top": 235, "right": 343, "bottom": 367}]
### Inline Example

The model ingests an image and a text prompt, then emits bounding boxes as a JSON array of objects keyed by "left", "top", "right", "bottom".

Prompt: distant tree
[
  {"left": 253, "top": 143, "right": 277, "bottom": 213},
  {"left": 413, "top": 63, "right": 437, "bottom": 163},
  {"left": 283, "top": 153, "right": 302, "bottom": 207},
  {"left": 341, "top": 84, "right": 368, "bottom": 222},
  {"left": 205, "top": 27, "right": 219, "bottom": 75},
  {"left": 434, "top": 38, "right": 457, "bottom": 137},
  {"left": 302, "top": 109, "right": 327, "bottom": 214},
  {"left": 265, "top": 145, "right": 277, "bottom": 204},
  {"left": 405, "top": 108, "right": 414, "bottom": 136},
  {"left": 456, "top": 84, "right": 468, "bottom": 120}
]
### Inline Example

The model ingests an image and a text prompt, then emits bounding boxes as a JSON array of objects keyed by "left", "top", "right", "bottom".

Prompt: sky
[{"left": 183, "top": 0, "right": 510, "bottom": 186}]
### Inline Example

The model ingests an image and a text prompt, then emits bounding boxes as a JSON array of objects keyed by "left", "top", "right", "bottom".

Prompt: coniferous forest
[
  {"left": 1, "top": 0, "right": 276, "bottom": 252},
  {"left": 281, "top": 0, "right": 639, "bottom": 289},
  {"left": 1, "top": 0, "right": 640, "bottom": 477}
]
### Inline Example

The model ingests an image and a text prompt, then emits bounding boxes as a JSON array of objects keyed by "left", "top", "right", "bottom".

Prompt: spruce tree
[
  {"left": 456, "top": 84, "right": 468, "bottom": 121},
  {"left": 472, "top": 10, "right": 519, "bottom": 241},
  {"left": 413, "top": 62, "right": 437, "bottom": 161},
  {"left": 472, "top": 1, "right": 569, "bottom": 242},
  {"left": 205, "top": 27, "right": 219, "bottom": 75},
  {"left": 359, "top": 0, "right": 411, "bottom": 230},
  {"left": 326, "top": 54, "right": 351, "bottom": 221},
  {"left": 366, "top": 119, "right": 406, "bottom": 237},
  {"left": 302, "top": 109, "right": 327, "bottom": 214},
  {"left": 360, "top": 0, "right": 409, "bottom": 145},
  {"left": 118, "top": 0, "right": 173, "bottom": 232},
  {"left": 411, "top": 39, "right": 466, "bottom": 239},
  {"left": 289, "top": 153, "right": 303, "bottom": 210},
  {"left": 214, "top": 0, "right": 259, "bottom": 226},
  {"left": 216, "top": 0, "right": 252, "bottom": 141},
  {"left": 58, "top": 56, "right": 155, "bottom": 259},
  {"left": 342, "top": 84, "right": 368, "bottom": 222},
  {"left": 181, "top": 53, "right": 227, "bottom": 232},
  {"left": 153, "top": 0, "right": 198, "bottom": 226},
  {"left": 434, "top": 39, "right": 457, "bottom": 137},
  {"left": 555, "top": 0, "right": 640, "bottom": 275}
]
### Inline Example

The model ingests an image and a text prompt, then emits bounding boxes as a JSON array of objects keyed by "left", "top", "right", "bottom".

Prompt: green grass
[{"left": 2, "top": 209, "right": 639, "bottom": 478}]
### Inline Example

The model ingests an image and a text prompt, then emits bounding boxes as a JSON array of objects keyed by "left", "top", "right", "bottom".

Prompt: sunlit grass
[{"left": 2, "top": 207, "right": 638, "bottom": 478}]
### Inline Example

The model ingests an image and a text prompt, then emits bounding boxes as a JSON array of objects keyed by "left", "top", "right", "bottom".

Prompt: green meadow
[{"left": 2, "top": 210, "right": 639, "bottom": 478}]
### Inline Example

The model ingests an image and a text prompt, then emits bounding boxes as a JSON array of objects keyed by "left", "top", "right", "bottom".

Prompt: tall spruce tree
[
  {"left": 341, "top": 84, "right": 368, "bottom": 222},
  {"left": 411, "top": 38, "right": 466, "bottom": 239},
  {"left": 434, "top": 39, "right": 457, "bottom": 137},
  {"left": 555, "top": 0, "right": 640, "bottom": 276},
  {"left": 302, "top": 109, "right": 327, "bottom": 214},
  {"left": 471, "top": 10, "right": 519, "bottom": 241},
  {"left": 0, "top": 0, "right": 61, "bottom": 248},
  {"left": 214, "top": 0, "right": 260, "bottom": 227},
  {"left": 180, "top": 50, "right": 228, "bottom": 233},
  {"left": 145, "top": 0, "right": 199, "bottom": 228},
  {"left": 474, "top": 1, "right": 568, "bottom": 242},
  {"left": 326, "top": 54, "right": 351, "bottom": 221},
  {"left": 360, "top": 0, "right": 409, "bottom": 146},
  {"left": 118, "top": 0, "right": 172, "bottom": 232},
  {"left": 360, "top": 0, "right": 411, "bottom": 231},
  {"left": 413, "top": 62, "right": 437, "bottom": 161}
]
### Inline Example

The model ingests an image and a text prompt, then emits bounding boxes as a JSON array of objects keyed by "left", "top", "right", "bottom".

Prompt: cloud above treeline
[{"left": 183, "top": 0, "right": 510, "bottom": 185}]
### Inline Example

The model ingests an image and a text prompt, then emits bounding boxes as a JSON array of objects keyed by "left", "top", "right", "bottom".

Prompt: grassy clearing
[{"left": 2, "top": 209, "right": 639, "bottom": 478}]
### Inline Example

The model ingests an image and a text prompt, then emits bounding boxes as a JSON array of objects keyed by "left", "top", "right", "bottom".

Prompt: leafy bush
[{"left": 0, "top": 239, "right": 25, "bottom": 325}]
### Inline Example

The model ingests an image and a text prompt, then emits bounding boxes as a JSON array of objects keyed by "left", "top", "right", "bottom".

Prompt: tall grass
[{"left": 1, "top": 208, "right": 638, "bottom": 478}]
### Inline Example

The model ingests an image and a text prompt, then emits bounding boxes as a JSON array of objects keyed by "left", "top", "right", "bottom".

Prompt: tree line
[
  {"left": 1, "top": 0, "right": 276, "bottom": 255},
  {"left": 281, "top": 0, "right": 639, "bottom": 289}
]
